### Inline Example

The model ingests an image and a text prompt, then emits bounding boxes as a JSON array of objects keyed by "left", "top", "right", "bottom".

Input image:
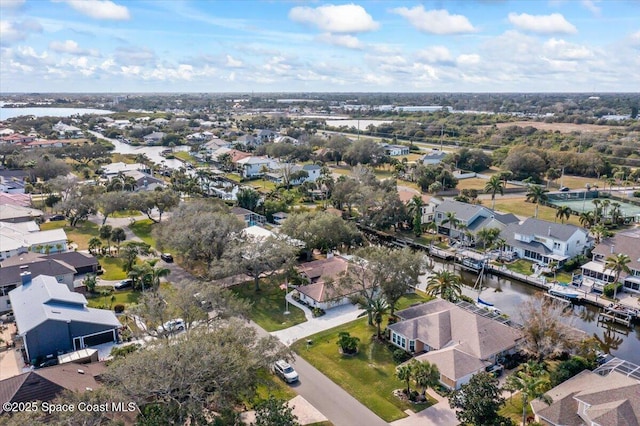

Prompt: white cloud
[
  {"left": 0, "top": 0, "right": 25, "bottom": 9},
  {"left": 225, "top": 55, "right": 243, "bottom": 67},
  {"left": 508, "top": 13, "right": 577, "bottom": 34},
  {"left": 581, "top": 0, "right": 601, "bottom": 15},
  {"left": 289, "top": 4, "right": 379, "bottom": 33},
  {"left": 417, "top": 46, "right": 454, "bottom": 64},
  {"left": 316, "top": 33, "right": 362, "bottom": 49},
  {"left": 54, "top": 0, "right": 130, "bottom": 20},
  {"left": 391, "top": 7, "right": 475, "bottom": 35},
  {"left": 456, "top": 54, "right": 481, "bottom": 66},
  {"left": 0, "top": 19, "right": 42, "bottom": 45},
  {"left": 543, "top": 38, "right": 592, "bottom": 60},
  {"left": 49, "top": 39, "right": 99, "bottom": 56},
  {"left": 114, "top": 46, "right": 156, "bottom": 66}
]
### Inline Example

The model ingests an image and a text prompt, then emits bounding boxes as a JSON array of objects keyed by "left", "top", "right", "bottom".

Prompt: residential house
[
  {"left": 0, "top": 362, "right": 107, "bottom": 414},
  {"left": 234, "top": 134, "right": 258, "bottom": 147},
  {"left": 0, "top": 193, "right": 31, "bottom": 207},
  {"left": 236, "top": 156, "right": 277, "bottom": 178},
  {"left": 580, "top": 228, "right": 640, "bottom": 294},
  {"left": 9, "top": 274, "right": 121, "bottom": 363},
  {"left": 296, "top": 255, "right": 368, "bottom": 310},
  {"left": 209, "top": 147, "right": 251, "bottom": 170},
  {"left": 274, "top": 135, "right": 299, "bottom": 145},
  {"left": 422, "top": 150, "right": 448, "bottom": 165},
  {"left": 267, "top": 163, "right": 321, "bottom": 185},
  {"left": 25, "top": 139, "right": 72, "bottom": 149},
  {"left": 530, "top": 359, "right": 640, "bottom": 426},
  {"left": 143, "top": 132, "right": 166, "bottom": 145},
  {"left": 100, "top": 162, "right": 150, "bottom": 177},
  {"left": 381, "top": 143, "right": 410, "bottom": 156},
  {"left": 0, "top": 169, "right": 29, "bottom": 195},
  {"left": 0, "top": 256, "right": 76, "bottom": 313},
  {"left": 502, "top": 218, "right": 592, "bottom": 267},
  {"left": 52, "top": 121, "right": 83, "bottom": 139},
  {"left": 397, "top": 189, "right": 437, "bottom": 224},
  {"left": 0, "top": 221, "right": 68, "bottom": 261},
  {"left": 0, "top": 204, "right": 42, "bottom": 223},
  {"left": 151, "top": 118, "right": 169, "bottom": 126},
  {"left": 434, "top": 200, "right": 519, "bottom": 241},
  {"left": 389, "top": 299, "right": 522, "bottom": 390},
  {"left": 231, "top": 207, "right": 266, "bottom": 227},
  {"left": 272, "top": 212, "right": 288, "bottom": 225},
  {"left": 256, "top": 129, "right": 277, "bottom": 143},
  {"left": 201, "top": 138, "right": 230, "bottom": 156},
  {"left": 0, "top": 133, "right": 36, "bottom": 145}
]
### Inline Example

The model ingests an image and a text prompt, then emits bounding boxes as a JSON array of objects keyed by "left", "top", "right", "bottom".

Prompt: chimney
[
  {"left": 548, "top": 226, "right": 551, "bottom": 236},
  {"left": 611, "top": 245, "right": 615, "bottom": 254},
  {"left": 20, "top": 270, "right": 32, "bottom": 286}
]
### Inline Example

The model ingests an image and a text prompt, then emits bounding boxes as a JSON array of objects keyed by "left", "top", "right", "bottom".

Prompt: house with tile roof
[
  {"left": 530, "top": 359, "right": 640, "bottom": 426},
  {"left": 9, "top": 274, "right": 121, "bottom": 363},
  {"left": 389, "top": 299, "right": 522, "bottom": 390}
]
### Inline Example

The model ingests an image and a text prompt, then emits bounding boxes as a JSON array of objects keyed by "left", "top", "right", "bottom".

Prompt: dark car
[
  {"left": 49, "top": 214, "right": 66, "bottom": 221},
  {"left": 114, "top": 279, "right": 133, "bottom": 290},
  {"left": 160, "top": 253, "right": 174, "bottom": 263},
  {"left": 559, "top": 186, "right": 570, "bottom": 192}
]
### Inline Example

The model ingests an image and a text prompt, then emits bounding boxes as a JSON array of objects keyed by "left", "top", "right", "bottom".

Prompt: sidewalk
[
  {"left": 271, "top": 296, "right": 364, "bottom": 346},
  {"left": 389, "top": 388, "right": 458, "bottom": 426}
]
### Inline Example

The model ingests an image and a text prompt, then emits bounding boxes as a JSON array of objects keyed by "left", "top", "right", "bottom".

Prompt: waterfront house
[
  {"left": 502, "top": 218, "right": 592, "bottom": 267},
  {"left": 530, "top": 358, "right": 640, "bottom": 426},
  {"left": 580, "top": 228, "right": 640, "bottom": 294},
  {"left": 397, "top": 189, "right": 437, "bottom": 224},
  {"left": 9, "top": 274, "right": 121, "bottom": 363},
  {"left": 389, "top": 299, "right": 522, "bottom": 390},
  {"left": 143, "top": 131, "right": 166, "bottom": 145},
  {"left": 236, "top": 156, "right": 277, "bottom": 178},
  {"left": 434, "top": 200, "right": 519, "bottom": 241},
  {"left": 52, "top": 121, "right": 83, "bottom": 139},
  {"left": 231, "top": 207, "right": 266, "bottom": 227}
]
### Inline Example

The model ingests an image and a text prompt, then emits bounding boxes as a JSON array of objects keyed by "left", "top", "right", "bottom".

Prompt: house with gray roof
[
  {"left": 501, "top": 218, "right": 592, "bottom": 267},
  {"left": 434, "top": 199, "right": 518, "bottom": 240},
  {"left": 389, "top": 299, "right": 522, "bottom": 390},
  {"left": 421, "top": 150, "right": 448, "bottom": 165},
  {"left": 142, "top": 131, "right": 166, "bottom": 145},
  {"left": 531, "top": 359, "right": 640, "bottom": 426},
  {"left": 9, "top": 274, "right": 121, "bottom": 364},
  {"left": 580, "top": 228, "right": 640, "bottom": 294}
]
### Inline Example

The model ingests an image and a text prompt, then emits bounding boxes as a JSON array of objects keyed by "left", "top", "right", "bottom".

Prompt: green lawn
[
  {"left": 129, "top": 219, "right": 157, "bottom": 247},
  {"left": 499, "top": 393, "right": 530, "bottom": 426},
  {"left": 40, "top": 220, "right": 99, "bottom": 250},
  {"left": 231, "top": 279, "right": 307, "bottom": 332},
  {"left": 173, "top": 151, "right": 199, "bottom": 164},
  {"left": 86, "top": 289, "right": 141, "bottom": 309},
  {"left": 250, "top": 369, "right": 297, "bottom": 409},
  {"left": 98, "top": 256, "right": 128, "bottom": 280},
  {"left": 291, "top": 316, "right": 436, "bottom": 422},
  {"left": 505, "top": 259, "right": 534, "bottom": 275},
  {"left": 492, "top": 197, "right": 581, "bottom": 226}
]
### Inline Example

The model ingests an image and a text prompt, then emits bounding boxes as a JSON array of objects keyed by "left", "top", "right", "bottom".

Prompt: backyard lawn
[
  {"left": 504, "top": 259, "right": 534, "bottom": 275},
  {"left": 98, "top": 256, "right": 128, "bottom": 280},
  {"left": 291, "top": 313, "right": 436, "bottom": 423},
  {"left": 129, "top": 219, "right": 157, "bottom": 247},
  {"left": 86, "top": 288, "right": 141, "bottom": 309},
  {"left": 40, "top": 220, "right": 100, "bottom": 250},
  {"left": 499, "top": 393, "right": 530, "bottom": 426},
  {"left": 231, "top": 279, "right": 307, "bottom": 332},
  {"left": 492, "top": 197, "right": 581, "bottom": 225}
]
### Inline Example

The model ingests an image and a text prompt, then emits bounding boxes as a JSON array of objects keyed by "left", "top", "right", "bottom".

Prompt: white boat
[{"left": 548, "top": 283, "right": 581, "bottom": 300}]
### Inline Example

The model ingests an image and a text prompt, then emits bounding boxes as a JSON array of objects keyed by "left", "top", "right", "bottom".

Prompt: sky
[{"left": 0, "top": 0, "right": 639, "bottom": 93}]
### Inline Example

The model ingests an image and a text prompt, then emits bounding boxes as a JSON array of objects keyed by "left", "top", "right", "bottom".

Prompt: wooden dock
[
  {"left": 429, "top": 247, "right": 454, "bottom": 260},
  {"left": 598, "top": 312, "right": 632, "bottom": 327}
]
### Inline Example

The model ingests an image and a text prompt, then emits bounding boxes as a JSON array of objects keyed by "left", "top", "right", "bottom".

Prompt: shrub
[
  {"left": 634, "top": 191, "right": 640, "bottom": 198},
  {"left": 114, "top": 304, "right": 125, "bottom": 313},
  {"left": 110, "top": 343, "right": 141, "bottom": 359},
  {"left": 459, "top": 294, "right": 475, "bottom": 304},
  {"left": 392, "top": 348, "right": 412, "bottom": 364},
  {"left": 550, "top": 356, "right": 592, "bottom": 386},
  {"left": 603, "top": 282, "right": 622, "bottom": 298},
  {"left": 336, "top": 331, "right": 360, "bottom": 355},
  {"left": 312, "top": 307, "right": 325, "bottom": 317}
]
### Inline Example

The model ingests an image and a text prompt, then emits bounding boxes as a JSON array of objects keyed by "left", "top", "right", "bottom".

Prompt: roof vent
[
  {"left": 77, "top": 369, "right": 85, "bottom": 374},
  {"left": 85, "top": 387, "right": 93, "bottom": 391}
]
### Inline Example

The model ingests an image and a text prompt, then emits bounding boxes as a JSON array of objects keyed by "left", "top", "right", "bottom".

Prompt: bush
[
  {"left": 634, "top": 191, "right": 640, "bottom": 198},
  {"left": 550, "top": 356, "right": 592, "bottom": 386},
  {"left": 392, "top": 348, "right": 412, "bottom": 364},
  {"left": 459, "top": 294, "right": 475, "bottom": 304},
  {"left": 603, "top": 282, "right": 622, "bottom": 298},
  {"left": 312, "top": 307, "right": 325, "bottom": 317},
  {"left": 114, "top": 304, "right": 125, "bottom": 313}
]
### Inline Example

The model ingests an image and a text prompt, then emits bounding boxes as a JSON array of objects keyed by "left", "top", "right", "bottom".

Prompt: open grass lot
[
  {"left": 456, "top": 177, "right": 522, "bottom": 191},
  {"left": 247, "top": 179, "right": 277, "bottom": 192},
  {"left": 129, "top": 219, "right": 157, "bottom": 247},
  {"left": 291, "top": 311, "right": 435, "bottom": 423},
  {"left": 231, "top": 279, "right": 307, "bottom": 332},
  {"left": 98, "top": 256, "right": 128, "bottom": 280},
  {"left": 40, "top": 220, "right": 99, "bottom": 250},
  {"left": 556, "top": 175, "right": 603, "bottom": 190},
  {"left": 86, "top": 288, "right": 140, "bottom": 309},
  {"left": 492, "top": 197, "right": 581, "bottom": 225}
]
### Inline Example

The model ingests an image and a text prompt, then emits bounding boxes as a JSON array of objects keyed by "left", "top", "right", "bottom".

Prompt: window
[
  {"left": 409, "top": 340, "right": 415, "bottom": 352},
  {"left": 553, "top": 242, "right": 561, "bottom": 249}
]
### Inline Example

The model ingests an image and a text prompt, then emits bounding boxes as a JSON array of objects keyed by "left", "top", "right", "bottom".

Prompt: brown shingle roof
[{"left": 296, "top": 256, "right": 353, "bottom": 303}]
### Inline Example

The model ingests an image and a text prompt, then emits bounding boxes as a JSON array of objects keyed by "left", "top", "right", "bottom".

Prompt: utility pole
[{"left": 440, "top": 124, "right": 444, "bottom": 151}]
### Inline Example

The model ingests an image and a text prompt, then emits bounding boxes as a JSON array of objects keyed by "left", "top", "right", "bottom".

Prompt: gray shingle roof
[
  {"left": 0, "top": 259, "right": 76, "bottom": 285},
  {"left": 9, "top": 275, "right": 120, "bottom": 335},
  {"left": 436, "top": 200, "right": 486, "bottom": 222},
  {"left": 517, "top": 218, "right": 585, "bottom": 241}
]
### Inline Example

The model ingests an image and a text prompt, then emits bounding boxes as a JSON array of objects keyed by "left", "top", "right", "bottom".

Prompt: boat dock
[
  {"left": 597, "top": 305, "right": 638, "bottom": 327},
  {"left": 428, "top": 247, "right": 454, "bottom": 260}
]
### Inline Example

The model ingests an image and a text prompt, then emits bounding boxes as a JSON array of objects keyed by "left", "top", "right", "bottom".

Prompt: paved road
[{"left": 289, "top": 355, "right": 388, "bottom": 426}]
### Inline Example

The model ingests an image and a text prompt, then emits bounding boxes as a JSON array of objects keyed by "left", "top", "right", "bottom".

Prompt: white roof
[
  {"left": 101, "top": 162, "right": 146, "bottom": 175},
  {"left": 0, "top": 204, "right": 43, "bottom": 221},
  {"left": 0, "top": 222, "right": 67, "bottom": 251}
]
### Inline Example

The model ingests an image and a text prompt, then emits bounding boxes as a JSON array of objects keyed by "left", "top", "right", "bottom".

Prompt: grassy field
[
  {"left": 129, "top": 219, "right": 157, "bottom": 247},
  {"left": 231, "top": 279, "right": 307, "bottom": 332},
  {"left": 86, "top": 288, "right": 141, "bottom": 309},
  {"left": 40, "top": 220, "right": 99, "bottom": 250},
  {"left": 456, "top": 177, "right": 521, "bottom": 191},
  {"left": 556, "top": 175, "right": 603, "bottom": 190},
  {"left": 98, "top": 256, "right": 128, "bottom": 280},
  {"left": 492, "top": 197, "right": 581, "bottom": 225},
  {"left": 291, "top": 313, "right": 435, "bottom": 422}
]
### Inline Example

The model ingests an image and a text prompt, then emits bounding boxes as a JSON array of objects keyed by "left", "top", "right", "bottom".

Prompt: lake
[{"left": 0, "top": 106, "right": 114, "bottom": 120}]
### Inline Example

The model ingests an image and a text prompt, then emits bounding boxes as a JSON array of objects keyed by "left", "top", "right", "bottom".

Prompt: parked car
[
  {"left": 160, "top": 253, "right": 174, "bottom": 263},
  {"left": 560, "top": 186, "right": 570, "bottom": 192},
  {"left": 157, "top": 318, "right": 185, "bottom": 335},
  {"left": 485, "top": 364, "right": 504, "bottom": 377},
  {"left": 273, "top": 360, "right": 299, "bottom": 383},
  {"left": 114, "top": 279, "right": 133, "bottom": 290},
  {"left": 49, "top": 214, "right": 65, "bottom": 221}
]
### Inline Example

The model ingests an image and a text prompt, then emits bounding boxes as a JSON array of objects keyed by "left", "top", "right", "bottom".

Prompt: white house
[
  {"left": 236, "top": 156, "right": 277, "bottom": 178},
  {"left": 502, "top": 218, "right": 592, "bottom": 267},
  {"left": 381, "top": 143, "right": 410, "bottom": 156},
  {"left": 53, "top": 121, "right": 83, "bottom": 139},
  {"left": 0, "top": 221, "right": 68, "bottom": 261}
]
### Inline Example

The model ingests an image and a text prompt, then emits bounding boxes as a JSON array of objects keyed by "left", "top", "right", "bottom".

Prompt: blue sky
[{"left": 1, "top": 0, "right": 638, "bottom": 92}]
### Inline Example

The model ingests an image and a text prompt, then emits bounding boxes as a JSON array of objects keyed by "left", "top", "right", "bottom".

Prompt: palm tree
[
  {"left": 396, "top": 364, "right": 413, "bottom": 396},
  {"left": 484, "top": 175, "right": 504, "bottom": 210},
  {"left": 408, "top": 195, "right": 425, "bottom": 236},
  {"left": 88, "top": 237, "right": 102, "bottom": 255},
  {"left": 359, "top": 297, "right": 389, "bottom": 339},
  {"left": 590, "top": 224, "right": 608, "bottom": 244},
  {"left": 145, "top": 259, "right": 171, "bottom": 290},
  {"left": 605, "top": 253, "right": 631, "bottom": 300},
  {"left": 601, "top": 199, "right": 611, "bottom": 219},
  {"left": 425, "top": 270, "right": 462, "bottom": 302},
  {"left": 578, "top": 211, "right": 594, "bottom": 228},
  {"left": 441, "top": 211, "right": 460, "bottom": 239},
  {"left": 412, "top": 360, "right": 440, "bottom": 397},
  {"left": 525, "top": 185, "right": 549, "bottom": 219},
  {"left": 555, "top": 206, "right": 572, "bottom": 224},
  {"left": 505, "top": 362, "right": 552, "bottom": 426}
]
